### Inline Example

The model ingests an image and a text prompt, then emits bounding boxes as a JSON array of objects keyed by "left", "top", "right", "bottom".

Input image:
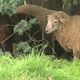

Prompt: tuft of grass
[{"left": 0, "top": 53, "right": 80, "bottom": 80}]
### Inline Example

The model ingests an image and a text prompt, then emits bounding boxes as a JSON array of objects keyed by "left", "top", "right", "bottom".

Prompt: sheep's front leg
[
  {"left": 51, "top": 33, "right": 56, "bottom": 55},
  {"left": 73, "top": 50, "right": 80, "bottom": 60}
]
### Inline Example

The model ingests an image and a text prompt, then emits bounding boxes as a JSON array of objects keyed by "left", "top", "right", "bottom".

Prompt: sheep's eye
[
  {"left": 54, "top": 19, "right": 58, "bottom": 23},
  {"left": 54, "top": 21, "right": 58, "bottom": 24}
]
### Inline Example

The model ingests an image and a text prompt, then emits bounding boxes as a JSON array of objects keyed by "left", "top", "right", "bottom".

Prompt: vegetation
[
  {"left": 63, "top": 0, "right": 80, "bottom": 14},
  {"left": 0, "top": 52, "right": 80, "bottom": 80},
  {"left": 0, "top": 0, "right": 23, "bottom": 16},
  {"left": 14, "top": 18, "right": 38, "bottom": 35}
]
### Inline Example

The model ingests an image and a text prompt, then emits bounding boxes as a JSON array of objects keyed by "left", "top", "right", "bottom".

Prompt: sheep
[
  {"left": 45, "top": 11, "right": 80, "bottom": 60},
  {"left": 0, "top": 14, "right": 12, "bottom": 53}
]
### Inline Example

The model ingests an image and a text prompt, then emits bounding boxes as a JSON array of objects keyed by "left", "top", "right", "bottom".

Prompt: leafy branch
[
  {"left": 14, "top": 18, "right": 38, "bottom": 35},
  {"left": 0, "top": 0, "right": 24, "bottom": 16}
]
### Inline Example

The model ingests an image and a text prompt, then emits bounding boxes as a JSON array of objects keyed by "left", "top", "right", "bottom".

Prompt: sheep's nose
[
  {"left": 45, "top": 27, "right": 48, "bottom": 32},
  {"left": 45, "top": 27, "right": 50, "bottom": 33}
]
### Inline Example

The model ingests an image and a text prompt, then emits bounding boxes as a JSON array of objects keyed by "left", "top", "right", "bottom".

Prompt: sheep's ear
[
  {"left": 60, "top": 18, "right": 66, "bottom": 23},
  {"left": 54, "top": 15, "right": 66, "bottom": 23},
  {"left": 60, "top": 14, "right": 67, "bottom": 23}
]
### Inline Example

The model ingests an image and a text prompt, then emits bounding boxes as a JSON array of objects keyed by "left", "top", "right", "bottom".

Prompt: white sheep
[{"left": 45, "top": 11, "right": 80, "bottom": 60}]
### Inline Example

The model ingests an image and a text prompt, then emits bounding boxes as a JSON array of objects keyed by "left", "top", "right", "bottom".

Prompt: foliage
[
  {"left": 63, "top": 0, "right": 80, "bottom": 6},
  {"left": 16, "top": 41, "right": 31, "bottom": 54},
  {"left": 63, "top": 0, "right": 80, "bottom": 13},
  {"left": 0, "top": 0, "right": 23, "bottom": 16},
  {"left": 14, "top": 18, "right": 38, "bottom": 35},
  {"left": 15, "top": 41, "right": 48, "bottom": 55}
]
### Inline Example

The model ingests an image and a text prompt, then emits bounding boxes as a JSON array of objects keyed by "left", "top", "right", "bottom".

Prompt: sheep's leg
[
  {"left": 12, "top": 43, "right": 17, "bottom": 57},
  {"left": 73, "top": 54, "right": 79, "bottom": 60},
  {"left": 51, "top": 34, "right": 56, "bottom": 55},
  {"left": 52, "top": 41, "right": 56, "bottom": 55},
  {"left": 73, "top": 50, "right": 80, "bottom": 60},
  {"left": 51, "top": 36, "right": 56, "bottom": 54}
]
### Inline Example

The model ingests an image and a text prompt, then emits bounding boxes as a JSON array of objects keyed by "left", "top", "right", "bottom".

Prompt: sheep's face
[{"left": 45, "top": 12, "right": 66, "bottom": 34}]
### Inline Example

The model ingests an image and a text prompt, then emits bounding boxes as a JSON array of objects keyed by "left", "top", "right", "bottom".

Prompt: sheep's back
[{"left": 0, "top": 14, "right": 11, "bottom": 46}]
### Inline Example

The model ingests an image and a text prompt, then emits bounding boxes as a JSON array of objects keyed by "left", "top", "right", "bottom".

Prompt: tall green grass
[{"left": 0, "top": 53, "right": 80, "bottom": 80}]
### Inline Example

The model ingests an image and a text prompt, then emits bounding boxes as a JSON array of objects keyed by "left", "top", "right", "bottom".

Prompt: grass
[{"left": 0, "top": 53, "right": 80, "bottom": 80}]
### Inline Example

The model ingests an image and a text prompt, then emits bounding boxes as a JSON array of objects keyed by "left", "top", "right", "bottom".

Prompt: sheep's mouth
[
  {"left": 45, "top": 31, "right": 51, "bottom": 34},
  {"left": 45, "top": 30, "right": 53, "bottom": 34}
]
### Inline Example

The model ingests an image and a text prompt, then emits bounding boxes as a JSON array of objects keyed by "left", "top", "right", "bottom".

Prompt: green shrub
[
  {"left": 0, "top": 0, "right": 23, "bottom": 16},
  {"left": 14, "top": 18, "right": 38, "bottom": 35}
]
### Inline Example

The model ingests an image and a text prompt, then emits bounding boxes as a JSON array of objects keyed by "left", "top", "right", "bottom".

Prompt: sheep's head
[{"left": 45, "top": 11, "right": 67, "bottom": 34}]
